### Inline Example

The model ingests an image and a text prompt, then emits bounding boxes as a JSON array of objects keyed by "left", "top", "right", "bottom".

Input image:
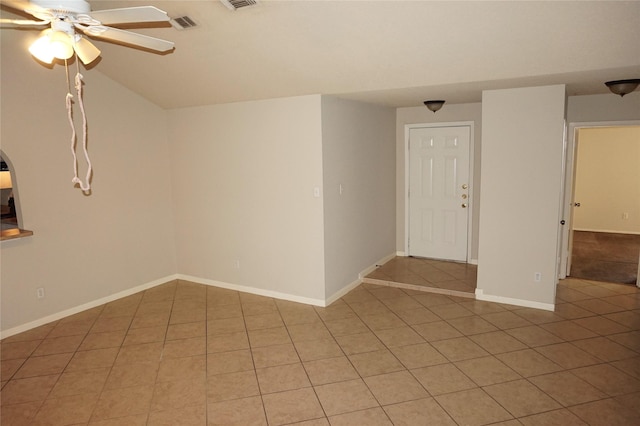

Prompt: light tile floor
[{"left": 1, "top": 259, "right": 640, "bottom": 425}]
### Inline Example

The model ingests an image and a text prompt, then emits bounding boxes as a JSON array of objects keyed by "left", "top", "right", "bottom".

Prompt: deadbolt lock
[
  {"left": 461, "top": 203, "right": 468, "bottom": 208},
  {"left": 462, "top": 184, "right": 468, "bottom": 189},
  {"left": 461, "top": 194, "right": 468, "bottom": 199}
]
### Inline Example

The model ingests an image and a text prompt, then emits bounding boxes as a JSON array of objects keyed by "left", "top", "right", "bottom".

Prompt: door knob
[
  {"left": 461, "top": 203, "right": 467, "bottom": 208},
  {"left": 461, "top": 194, "right": 468, "bottom": 199},
  {"left": 462, "top": 184, "right": 468, "bottom": 189}
]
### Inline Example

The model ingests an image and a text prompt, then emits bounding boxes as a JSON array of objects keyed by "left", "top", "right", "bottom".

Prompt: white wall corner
[
  {"left": 475, "top": 288, "right": 555, "bottom": 312},
  {"left": 325, "top": 277, "right": 362, "bottom": 307},
  {"left": 0, "top": 274, "right": 180, "bottom": 340},
  {"left": 358, "top": 252, "right": 398, "bottom": 279}
]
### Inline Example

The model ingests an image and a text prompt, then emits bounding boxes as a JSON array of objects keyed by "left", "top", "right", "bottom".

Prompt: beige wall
[
  {"left": 477, "top": 85, "right": 567, "bottom": 309},
  {"left": 168, "top": 96, "right": 327, "bottom": 303},
  {"left": 573, "top": 126, "right": 640, "bottom": 233},
  {"left": 321, "top": 97, "right": 396, "bottom": 298},
  {"left": 0, "top": 30, "right": 177, "bottom": 334},
  {"left": 396, "top": 103, "right": 482, "bottom": 261}
]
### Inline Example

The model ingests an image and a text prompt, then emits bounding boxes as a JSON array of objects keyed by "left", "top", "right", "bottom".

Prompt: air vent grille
[
  {"left": 220, "top": 0, "right": 259, "bottom": 11},
  {"left": 170, "top": 16, "right": 197, "bottom": 30}
]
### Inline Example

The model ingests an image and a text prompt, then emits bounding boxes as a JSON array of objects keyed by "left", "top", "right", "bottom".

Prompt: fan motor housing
[{"left": 32, "top": 0, "right": 91, "bottom": 13}]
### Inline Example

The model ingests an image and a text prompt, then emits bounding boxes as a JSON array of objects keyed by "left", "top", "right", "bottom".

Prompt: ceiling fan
[{"left": 0, "top": 0, "right": 174, "bottom": 64}]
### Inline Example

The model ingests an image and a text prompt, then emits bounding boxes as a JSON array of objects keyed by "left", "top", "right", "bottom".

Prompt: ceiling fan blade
[
  {"left": 74, "top": 36, "right": 100, "bottom": 64},
  {"left": 80, "top": 25, "right": 174, "bottom": 52},
  {"left": 0, "top": 0, "right": 33, "bottom": 11},
  {"left": 87, "top": 6, "right": 170, "bottom": 25},
  {"left": 0, "top": 18, "right": 48, "bottom": 25}
]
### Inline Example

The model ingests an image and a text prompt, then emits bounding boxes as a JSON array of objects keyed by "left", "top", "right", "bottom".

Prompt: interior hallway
[{"left": 1, "top": 266, "right": 639, "bottom": 425}]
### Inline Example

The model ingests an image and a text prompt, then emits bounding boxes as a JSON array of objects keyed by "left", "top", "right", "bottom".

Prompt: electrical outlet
[
  {"left": 623, "top": 212, "right": 629, "bottom": 220},
  {"left": 234, "top": 260, "right": 240, "bottom": 269},
  {"left": 534, "top": 272, "right": 542, "bottom": 282},
  {"left": 36, "top": 287, "right": 45, "bottom": 299}
]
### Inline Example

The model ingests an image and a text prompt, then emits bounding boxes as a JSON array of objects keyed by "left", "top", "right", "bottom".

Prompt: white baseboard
[
  {"left": 358, "top": 252, "right": 397, "bottom": 279},
  {"left": 325, "top": 277, "right": 362, "bottom": 306},
  {"left": 475, "top": 288, "right": 555, "bottom": 312},
  {"left": 177, "top": 274, "right": 327, "bottom": 307},
  {"left": 469, "top": 258, "right": 478, "bottom": 265},
  {"left": 0, "top": 274, "right": 179, "bottom": 340}
]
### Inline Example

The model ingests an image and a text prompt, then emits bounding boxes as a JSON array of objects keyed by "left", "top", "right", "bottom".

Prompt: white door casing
[{"left": 407, "top": 125, "right": 471, "bottom": 262}]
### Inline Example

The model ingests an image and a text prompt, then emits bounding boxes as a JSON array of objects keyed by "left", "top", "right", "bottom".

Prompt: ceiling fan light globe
[
  {"left": 28, "top": 33, "right": 55, "bottom": 64},
  {"left": 49, "top": 31, "right": 74, "bottom": 59},
  {"left": 74, "top": 37, "right": 101, "bottom": 64}
]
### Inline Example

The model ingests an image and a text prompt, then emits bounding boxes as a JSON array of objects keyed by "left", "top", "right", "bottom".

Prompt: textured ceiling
[{"left": 4, "top": 0, "right": 640, "bottom": 109}]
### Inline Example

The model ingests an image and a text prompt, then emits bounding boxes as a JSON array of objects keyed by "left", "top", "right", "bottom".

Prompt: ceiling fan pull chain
[{"left": 69, "top": 72, "right": 92, "bottom": 193}]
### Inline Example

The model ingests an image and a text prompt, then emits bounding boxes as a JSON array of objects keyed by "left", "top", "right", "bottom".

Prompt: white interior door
[{"left": 408, "top": 126, "right": 470, "bottom": 261}]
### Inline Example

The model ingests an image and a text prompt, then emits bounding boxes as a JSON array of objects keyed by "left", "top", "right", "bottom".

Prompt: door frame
[
  {"left": 558, "top": 120, "right": 640, "bottom": 281},
  {"left": 404, "top": 121, "right": 475, "bottom": 262}
]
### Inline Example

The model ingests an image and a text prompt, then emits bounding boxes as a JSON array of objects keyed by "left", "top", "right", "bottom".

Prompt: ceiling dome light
[
  {"left": 424, "top": 100, "right": 445, "bottom": 113},
  {"left": 605, "top": 79, "right": 640, "bottom": 97},
  {"left": 28, "top": 29, "right": 74, "bottom": 63}
]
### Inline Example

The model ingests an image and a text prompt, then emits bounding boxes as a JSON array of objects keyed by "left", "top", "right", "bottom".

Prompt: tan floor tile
[
  {"left": 330, "top": 407, "right": 392, "bottom": 425},
  {"left": 393, "top": 307, "right": 441, "bottom": 325},
  {"left": 252, "top": 343, "right": 300, "bottom": 368},
  {"left": 0, "top": 374, "right": 59, "bottom": 405},
  {"left": 496, "top": 349, "right": 563, "bottom": 377},
  {"left": 412, "top": 293, "right": 457, "bottom": 308},
  {"left": 0, "top": 401, "right": 40, "bottom": 426},
  {"left": 454, "top": 356, "right": 520, "bottom": 386},
  {"left": 0, "top": 340, "right": 43, "bottom": 361},
  {"left": 78, "top": 331, "right": 126, "bottom": 351},
  {"left": 1, "top": 325, "right": 54, "bottom": 343},
  {"left": 206, "top": 331, "right": 249, "bottom": 353},
  {"left": 248, "top": 326, "right": 292, "bottom": 347},
  {"left": 48, "top": 320, "right": 93, "bottom": 338},
  {"left": 572, "top": 363, "right": 640, "bottom": 396},
  {"left": 170, "top": 309, "right": 206, "bottom": 325},
  {"left": 13, "top": 352, "right": 73, "bottom": 379},
  {"left": 206, "top": 349, "right": 253, "bottom": 375},
  {"left": 390, "top": 342, "right": 448, "bottom": 369},
  {"left": 505, "top": 325, "right": 564, "bottom": 347},
  {"left": 67, "top": 348, "right": 119, "bottom": 372},
  {"left": 411, "top": 363, "right": 476, "bottom": 395},
  {"left": 608, "top": 330, "right": 640, "bottom": 352},
  {"left": 166, "top": 321, "right": 206, "bottom": 340},
  {"left": 243, "top": 312, "right": 284, "bottom": 331},
  {"left": 0, "top": 358, "right": 25, "bottom": 382},
  {"left": 324, "top": 317, "right": 370, "bottom": 337},
  {"left": 429, "top": 303, "right": 475, "bottom": 320},
  {"left": 104, "top": 362, "right": 159, "bottom": 389},
  {"left": 303, "top": 356, "right": 359, "bottom": 386},
  {"left": 278, "top": 307, "right": 322, "bottom": 326},
  {"left": 383, "top": 397, "right": 456, "bottom": 425},
  {"left": 481, "top": 311, "right": 534, "bottom": 330},
  {"left": 533, "top": 342, "right": 600, "bottom": 369},
  {"left": 573, "top": 298, "right": 627, "bottom": 315},
  {"left": 287, "top": 322, "right": 333, "bottom": 343},
  {"left": 150, "top": 378, "right": 206, "bottom": 411},
  {"left": 207, "top": 303, "right": 242, "bottom": 320},
  {"left": 519, "top": 408, "right": 587, "bottom": 425},
  {"left": 256, "top": 363, "right": 310, "bottom": 394},
  {"left": 435, "top": 388, "right": 513, "bottom": 426},
  {"left": 484, "top": 379, "right": 561, "bottom": 417},
  {"left": 147, "top": 404, "right": 206, "bottom": 426},
  {"left": 572, "top": 336, "right": 638, "bottom": 362},
  {"left": 335, "top": 332, "right": 385, "bottom": 355},
  {"left": 469, "top": 331, "right": 528, "bottom": 354},
  {"left": 262, "top": 387, "right": 325, "bottom": 425},
  {"left": 540, "top": 320, "right": 597, "bottom": 341},
  {"left": 90, "top": 316, "right": 133, "bottom": 333},
  {"left": 374, "top": 326, "right": 425, "bottom": 348},
  {"left": 157, "top": 355, "right": 206, "bottom": 382},
  {"left": 614, "top": 391, "right": 640, "bottom": 414},
  {"left": 511, "top": 307, "right": 564, "bottom": 325},
  {"left": 348, "top": 349, "right": 405, "bottom": 377},
  {"left": 314, "top": 302, "right": 357, "bottom": 322},
  {"left": 114, "top": 342, "right": 163, "bottom": 365},
  {"left": 91, "top": 385, "right": 154, "bottom": 421},
  {"left": 32, "top": 392, "right": 99, "bottom": 425},
  {"left": 554, "top": 303, "right": 595, "bottom": 320},
  {"left": 529, "top": 371, "right": 607, "bottom": 406},
  {"left": 206, "top": 317, "right": 246, "bottom": 336},
  {"left": 412, "top": 321, "right": 463, "bottom": 342},
  {"left": 364, "top": 370, "right": 429, "bottom": 405},
  {"left": 207, "top": 370, "right": 259, "bottom": 403},
  {"left": 573, "top": 316, "right": 631, "bottom": 336},
  {"left": 123, "top": 325, "right": 167, "bottom": 346},
  {"left": 446, "top": 316, "right": 499, "bottom": 336},
  {"left": 381, "top": 296, "right": 424, "bottom": 312},
  {"left": 347, "top": 300, "right": 392, "bottom": 317},
  {"left": 163, "top": 337, "right": 206, "bottom": 358},
  {"left": 294, "top": 338, "right": 343, "bottom": 362},
  {"left": 50, "top": 367, "right": 110, "bottom": 397},
  {"left": 569, "top": 398, "right": 640, "bottom": 426},
  {"left": 604, "top": 311, "right": 640, "bottom": 330},
  {"left": 31, "top": 335, "right": 84, "bottom": 356},
  {"left": 314, "top": 378, "right": 379, "bottom": 416},
  {"left": 207, "top": 396, "right": 267, "bottom": 426},
  {"left": 431, "top": 336, "right": 489, "bottom": 362},
  {"left": 610, "top": 357, "right": 640, "bottom": 380},
  {"left": 130, "top": 313, "right": 170, "bottom": 330}
]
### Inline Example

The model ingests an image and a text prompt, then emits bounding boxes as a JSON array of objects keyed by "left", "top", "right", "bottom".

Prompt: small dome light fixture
[
  {"left": 605, "top": 79, "right": 640, "bottom": 97},
  {"left": 424, "top": 100, "right": 445, "bottom": 113}
]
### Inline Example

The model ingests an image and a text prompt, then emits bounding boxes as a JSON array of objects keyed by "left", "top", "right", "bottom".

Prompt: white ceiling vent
[
  {"left": 220, "top": 0, "right": 259, "bottom": 11},
  {"left": 170, "top": 16, "right": 197, "bottom": 30}
]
